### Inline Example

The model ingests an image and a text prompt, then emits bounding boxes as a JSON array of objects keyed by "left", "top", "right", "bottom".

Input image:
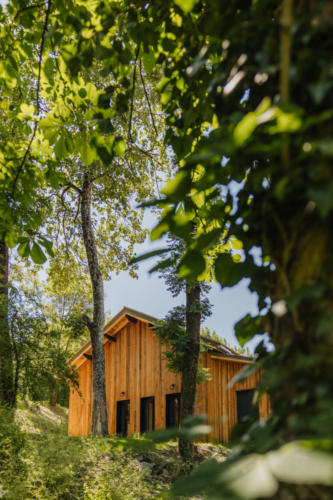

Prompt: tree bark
[
  {"left": 49, "top": 384, "right": 57, "bottom": 407},
  {"left": 178, "top": 281, "right": 201, "bottom": 462},
  {"left": 80, "top": 172, "right": 108, "bottom": 436},
  {"left": 0, "top": 238, "right": 14, "bottom": 407}
]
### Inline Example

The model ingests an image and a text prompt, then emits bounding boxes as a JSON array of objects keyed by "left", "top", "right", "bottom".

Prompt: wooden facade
[{"left": 68, "top": 307, "right": 270, "bottom": 442}]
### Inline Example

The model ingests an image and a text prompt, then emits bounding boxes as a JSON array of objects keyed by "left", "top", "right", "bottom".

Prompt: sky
[{"left": 104, "top": 212, "right": 263, "bottom": 352}]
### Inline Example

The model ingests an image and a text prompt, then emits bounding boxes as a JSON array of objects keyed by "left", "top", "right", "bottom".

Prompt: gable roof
[{"left": 69, "top": 306, "right": 253, "bottom": 367}]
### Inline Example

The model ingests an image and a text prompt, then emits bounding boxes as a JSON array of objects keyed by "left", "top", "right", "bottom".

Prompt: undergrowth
[{"left": 0, "top": 401, "right": 227, "bottom": 499}]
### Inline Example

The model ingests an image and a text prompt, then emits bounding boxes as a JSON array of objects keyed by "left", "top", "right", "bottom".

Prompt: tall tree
[
  {"left": 1, "top": 1, "right": 170, "bottom": 429},
  {"left": 41, "top": 64, "right": 170, "bottom": 433},
  {"left": 153, "top": 236, "right": 211, "bottom": 462}
]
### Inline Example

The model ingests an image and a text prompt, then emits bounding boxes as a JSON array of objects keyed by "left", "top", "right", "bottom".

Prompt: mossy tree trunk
[
  {"left": 178, "top": 281, "right": 201, "bottom": 462},
  {"left": 81, "top": 172, "right": 108, "bottom": 436}
]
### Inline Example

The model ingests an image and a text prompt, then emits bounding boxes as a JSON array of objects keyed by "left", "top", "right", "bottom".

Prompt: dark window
[
  {"left": 140, "top": 397, "right": 155, "bottom": 432},
  {"left": 166, "top": 393, "right": 181, "bottom": 428},
  {"left": 116, "top": 400, "right": 130, "bottom": 436},
  {"left": 236, "top": 389, "right": 259, "bottom": 421}
]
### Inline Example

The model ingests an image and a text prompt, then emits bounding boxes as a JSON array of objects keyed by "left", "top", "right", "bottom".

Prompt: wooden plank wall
[
  {"left": 68, "top": 359, "right": 92, "bottom": 436},
  {"left": 103, "top": 320, "right": 181, "bottom": 437},
  {"left": 68, "top": 319, "right": 270, "bottom": 441},
  {"left": 196, "top": 355, "right": 270, "bottom": 442}
]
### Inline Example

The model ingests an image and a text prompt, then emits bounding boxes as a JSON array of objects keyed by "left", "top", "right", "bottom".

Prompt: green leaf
[
  {"left": 174, "top": 0, "right": 199, "bottom": 14},
  {"left": 214, "top": 253, "right": 246, "bottom": 287},
  {"left": 43, "top": 57, "right": 54, "bottom": 85},
  {"left": 149, "top": 427, "right": 181, "bottom": 443},
  {"left": 20, "top": 103, "right": 34, "bottom": 116},
  {"left": 17, "top": 241, "right": 30, "bottom": 258},
  {"left": 130, "top": 247, "right": 170, "bottom": 264},
  {"left": 235, "top": 314, "right": 265, "bottom": 347},
  {"left": 54, "top": 136, "right": 68, "bottom": 160},
  {"left": 178, "top": 250, "right": 206, "bottom": 279},
  {"left": 148, "top": 257, "right": 175, "bottom": 274},
  {"left": 78, "top": 88, "right": 87, "bottom": 98},
  {"left": 30, "top": 243, "right": 47, "bottom": 264},
  {"left": 162, "top": 170, "right": 190, "bottom": 200},
  {"left": 184, "top": 424, "right": 211, "bottom": 439},
  {"left": 234, "top": 112, "right": 257, "bottom": 145},
  {"left": 81, "top": 141, "right": 97, "bottom": 165},
  {"left": 150, "top": 221, "right": 169, "bottom": 241},
  {"left": 225, "top": 454, "right": 278, "bottom": 498},
  {"left": 268, "top": 442, "right": 333, "bottom": 486},
  {"left": 39, "top": 239, "right": 55, "bottom": 257},
  {"left": 4, "top": 232, "right": 17, "bottom": 248},
  {"left": 114, "top": 138, "right": 126, "bottom": 157},
  {"left": 230, "top": 237, "right": 243, "bottom": 250},
  {"left": 142, "top": 52, "right": 155, "bottom": 73},
  {"left": 39, "top": 117, "right": 59, "bottom": 144},
  {"left": 229, "top": 362, "right": 259, "bottom": 387}
]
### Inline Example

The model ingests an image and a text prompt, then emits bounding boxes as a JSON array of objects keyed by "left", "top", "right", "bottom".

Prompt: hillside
[{"left": 0, "top": 401, "right": 228, "bottom": 499}]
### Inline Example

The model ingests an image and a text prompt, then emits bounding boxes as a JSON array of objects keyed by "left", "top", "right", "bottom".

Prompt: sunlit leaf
[
  {"left": 4, "top": 232, "right": 17, "bottom": 248},
  {"left": 30, "top": 243, "right": 47, "bottom": 264},
  {"left": 174, "top": 0, "right": 199, "bottom": 15},
  {"left": 114, "top": 138, "right": 126, "bottom": 157},
  {"left": 17, "top": 240, "right": 30, "bottom": 258},
  {"left": 178, "top": 250, "right": 206, "bottom": 279}
]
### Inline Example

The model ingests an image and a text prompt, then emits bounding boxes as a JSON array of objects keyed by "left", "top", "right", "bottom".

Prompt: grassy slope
[{"left": 0, "top": 401, "right": 228, "bottom": 500}]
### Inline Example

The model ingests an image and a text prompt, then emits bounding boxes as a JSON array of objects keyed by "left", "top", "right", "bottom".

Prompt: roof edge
[
  {"left": 208, "top": 349, "right": 254, "bottom": 363},
  {"left": 68, "top": 306, "right": 251, "bottom": 367},
  {"left": 68, "top": 306, "right": 159, "bottom": 366}
]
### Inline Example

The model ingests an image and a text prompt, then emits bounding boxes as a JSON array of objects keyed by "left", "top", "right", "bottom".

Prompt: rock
[{"left": 140, "top": 461, "right": 154, "bottom": 470}]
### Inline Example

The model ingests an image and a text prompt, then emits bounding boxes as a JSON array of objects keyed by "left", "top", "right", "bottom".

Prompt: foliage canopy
[{"left": 0, "top": 0, "right": 332, "bottom": 497}]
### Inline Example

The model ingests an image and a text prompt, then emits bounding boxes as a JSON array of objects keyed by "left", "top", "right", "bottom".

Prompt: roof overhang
[
  {"left": 69, "top": 306, "right": 254, "bottom": 369},
  {"left": 209, "top": 351, "right": 254, "bottom": 364},
  {"left": 69, "top": 306, "right": 158, "bottom": 368}
]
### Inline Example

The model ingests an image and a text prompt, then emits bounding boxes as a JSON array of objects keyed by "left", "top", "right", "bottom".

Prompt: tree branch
[
  {"left": 82, "top": 314, "right": 94, "bottom": 332},
  {"left": 128, "top": 45, "right": 140, "bottom": 143},
  {"left": 62, "top": 182, "right": 82, "bottom": 196},
  {"left": 13, "top": 2, "right": 45, "bottom": 20},
  {"left": 139, "top": 59, "right": 158, "bottom": 136},
  {"left": 11, "top": 0, "right": 52, "bottom": 196}
]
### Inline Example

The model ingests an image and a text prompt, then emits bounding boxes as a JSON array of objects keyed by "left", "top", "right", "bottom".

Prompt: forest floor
[{"left": 0, "top": 401, "right": 229, "bottom": 499}]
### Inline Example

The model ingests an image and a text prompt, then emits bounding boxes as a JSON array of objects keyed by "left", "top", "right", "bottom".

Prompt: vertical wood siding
[{"left": 68, "top": 319, "right": 270, "bottom": 442}]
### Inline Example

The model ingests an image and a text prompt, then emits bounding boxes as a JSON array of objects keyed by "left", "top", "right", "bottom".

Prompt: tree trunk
[
  {"left": 81, "top": 172, "right": 108, "bottom": 436},
  {"left": 10, "top": 325, "right": 20, "bottom": 408},
  {"left": 49, "top": 384, "right": 57, "bottom": 407},
  {"left": 0, "top": 238, "right": 14, "bottom": 407},
  {"left": 178, "top": 281, "right": 201, "bottom": 462}
]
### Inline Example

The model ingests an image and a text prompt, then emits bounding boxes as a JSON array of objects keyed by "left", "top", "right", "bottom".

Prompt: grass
[{"left": 0, "top": 401, "right": 228, "bottom": 499}]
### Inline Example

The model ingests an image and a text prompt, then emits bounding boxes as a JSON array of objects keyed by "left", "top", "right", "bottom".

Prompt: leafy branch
[{"left": 11, "top": 0, "right": 52, "bottom": 196}]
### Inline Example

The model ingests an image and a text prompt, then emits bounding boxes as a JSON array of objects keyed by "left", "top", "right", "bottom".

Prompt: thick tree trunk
[
  {"left": 178, "top": 281, "right": 201, "bottom": 462},
  {"left": 0, "top": 238, "right": 14, "bottom": 407},
  {"left": 81, "top": 172, "right": 108, "bottom": 436}
]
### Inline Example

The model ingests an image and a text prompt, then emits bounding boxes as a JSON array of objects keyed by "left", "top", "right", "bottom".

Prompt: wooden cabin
[{"left": 68, "top": 307, "right": 270, "bottom": 442}]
